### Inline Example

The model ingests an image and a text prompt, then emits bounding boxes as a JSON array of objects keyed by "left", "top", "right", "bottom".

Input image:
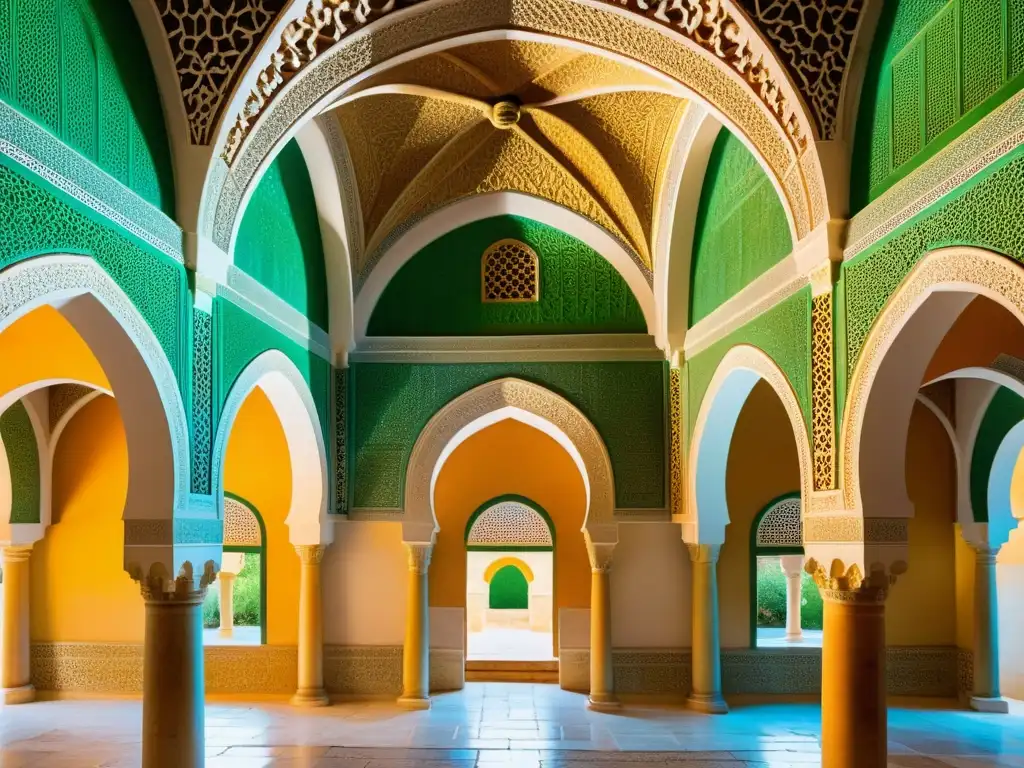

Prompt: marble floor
[
  {"left": 755, "top": 628, "right": 824, "bottom": 648},
  {"left": 2, "top": 684, "right": 1023, "bottom": 767}
]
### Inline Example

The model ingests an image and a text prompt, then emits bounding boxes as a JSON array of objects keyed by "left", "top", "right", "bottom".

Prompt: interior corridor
[{"left": 3, "top": 684, "right": 1023, "bottom": 767}]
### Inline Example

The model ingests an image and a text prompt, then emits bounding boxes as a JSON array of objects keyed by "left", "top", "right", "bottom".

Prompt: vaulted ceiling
[{"left": 328, "top": 39, "right": 688, "bottom": 276}]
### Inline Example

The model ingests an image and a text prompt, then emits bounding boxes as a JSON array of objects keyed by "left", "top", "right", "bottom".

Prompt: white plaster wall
[
  {"left": 997, "top": 524, "right": 1024, "bottom": 699},
  {"left": 430, "top": 607, "right": 465, "bottom": 650},
  {"left": 322, "top": 521, "right": 406, "bottom": 646},
  {"left": 559, "top": 608, "right": 590, "bottom": 650},
  {"left": 611, "top": 522, "right": 690, "bottom": 648}
]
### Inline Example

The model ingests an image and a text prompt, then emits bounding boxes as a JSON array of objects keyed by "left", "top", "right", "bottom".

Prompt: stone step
[{"left": 464, "top": 660, "right": 559, "bottom": 683}]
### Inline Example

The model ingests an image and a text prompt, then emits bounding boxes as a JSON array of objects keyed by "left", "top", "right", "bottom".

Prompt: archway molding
[
  {"left": 654, "top": 106, "right": 721, "bottom": 353},
  {"left": 204, "top": 7, "right": 826, "bottom": 264},
  {"left": 842, "top": 247, "right": 1024, "bottom": 516},
  {"left": 0, "top": 254, "right": 189, "bottom": 514},
  {"left": 403, "top": 377, "right": 615, "bottom": 544},
  {"left": 355, "top": 192, "right": 656, "bottom": 340},
  {"left": 687, "top": 344, "right": 811, "bottom": 545},
  {"left": 212, "top": 350, "right": 331, "bottom": 546}
]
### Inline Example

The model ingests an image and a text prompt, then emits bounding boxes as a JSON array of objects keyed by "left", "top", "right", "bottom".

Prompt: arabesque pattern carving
[
  {"left": 0, "top": 255, "right": 190, "bottom": 513},
  {"left": 224, "top": 497, "right": 261, "bottom": 547},
  {"left": 669, "top": 367, "right": 683, "bottom": 516},
  {"left": 404, "top": 378, "right": 616, "bottom": 533},
  {"left": 221, "top": 0, "right": 808, "bottom": 163},
  {"left": 810, "top": 292, "right": 835, "bottom": 490},
  {"left": 191, "top": 309, "right": 213, "bottom": 494},
  {"left": 467, "top": 501, "right": 553, "bottom": 547},
  {"left": 755, "top": 496, "right": 801, "bottom": 548},
  {"left": 842, "top": 248, "right": 1024, "bottom": 511},
  {"left": 732, "top": 0, "right": 863, "bottom": 138},
  {"left": 222, "top": 0, "right": 400, "bottom": 162},
  {"left": 482, "top": 240, "right": 539, "bottom": 302},
  {"left": 159, "top": 0, "right": 288, "bottom": 145}
]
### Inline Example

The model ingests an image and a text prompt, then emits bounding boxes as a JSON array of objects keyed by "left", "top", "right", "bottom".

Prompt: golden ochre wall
[
  {"left": 888, "top": 402, "right": 957, "bottom": 646},
  {"left": 721, "top": 379, "right": 800, "bottom": 648},
  {"left": 432, "top": 418, "right": 589, "bottom": 653},
  {"left": 0, "top": 306, "right": 109, "bottom": 398},
  {"left": 31, "top": 396, "right": 142, "bottom": 642},
  {"left": 925, "top": 297, "right": 1024, "bottom": 382},
  {"left": 223, "top": 386, "right": 297, "bottom": 646}
]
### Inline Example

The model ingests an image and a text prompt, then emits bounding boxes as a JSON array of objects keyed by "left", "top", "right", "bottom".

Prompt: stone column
[
  {"left": 970, "top": 546, "right": 1009, "bottom": 712},
  {"left": 688, "top": 544, "right": 727, "bottom": 713},
  {"left": 217, "top": 572, "right": 236, "bottom": 638},
  {"left": 292, "top": 544, "right": 329, "bottom": 706},
  {"left": 1, "top": 545, "right": 34, "bottom": 704},
  {"left": 587, "top": 542, "right": 617, "bottom": 709},
  {"left": 399, "top": 542, "right": 432, "bottom": 709},
  {"left": 780, "top": 555, "right": 805, "bottom": 642},
  {"left": 819, "top": 585, "right": 887, "bottom": 768},
  {"left": 141, "top": 578, "right": 206, "bottom": 768}
]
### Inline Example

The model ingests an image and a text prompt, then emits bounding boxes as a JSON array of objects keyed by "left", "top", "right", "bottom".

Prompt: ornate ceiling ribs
[
  {"left": 217, "top": 0, "right": 814, "bottom": 165},
  {"left": 330, "top": 40, "right": 687, "bottom": 278},
  {"left": 159, "top": 0, "right": 289, "bottom": 145},
  {"left": 732, "top": 0, "right": 864, "bottom": 139}
]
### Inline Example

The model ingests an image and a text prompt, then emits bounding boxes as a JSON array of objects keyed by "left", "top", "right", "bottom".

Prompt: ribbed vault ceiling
[{"left": 328, "top": 39, "right": 689, "bottom": 277}]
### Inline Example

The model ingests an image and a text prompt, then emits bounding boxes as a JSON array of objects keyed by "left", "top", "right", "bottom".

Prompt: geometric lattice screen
[
  {"left": 755, "top": 496, "right": 802, "bottom": 549},
  {"left": 466, "top": 501, "right": 552, "bottom": 547},
  {"left": 482, "top": 239, "right": 539, "bottom": 302},
  {"left": 223, "top": 497, "right": 262, "bottom": 547}
]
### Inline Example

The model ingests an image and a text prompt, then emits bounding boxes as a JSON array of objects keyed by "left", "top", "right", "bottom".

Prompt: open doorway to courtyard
[
  {"left": 463, "top": 496, "right": 556, "bottom": 663},
  {"left": 751, "top": 495, "right": 822, "bottom": 648},
  {"left": 466, "top": 551, "right": 555, "bottom": 661}
]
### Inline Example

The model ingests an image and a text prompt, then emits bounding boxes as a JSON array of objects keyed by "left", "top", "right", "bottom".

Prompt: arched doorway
[{"left": 464, "top": 497, "right": 555, "bottom": 663}]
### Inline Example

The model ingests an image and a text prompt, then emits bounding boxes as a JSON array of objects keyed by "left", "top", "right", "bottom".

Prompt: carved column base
[
  {"left": 687, "top": 692, "right": 729, "bottom": 714},
  {"left": 587, "top": 692, "right": 620, "bottom": 711},
  {"left": 397, "top": 695, "right": 432, "bottom": 710},
  {"left": 2, "top": 683, "right": 35, "bottom": 705},
  {"left": 969, "top": 696, "right": 1010, "bottom": 714},
  {"left": 291, "top": 687, "right": 330, "bottom": 707}
]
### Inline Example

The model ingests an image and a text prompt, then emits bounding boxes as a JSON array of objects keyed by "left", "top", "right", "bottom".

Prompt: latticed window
[
  {"left": 482, "top": 239, "right": 539, "bottom": 302},
  {"left": 466, "top": 501, "right": 553, "bottom": 548}
]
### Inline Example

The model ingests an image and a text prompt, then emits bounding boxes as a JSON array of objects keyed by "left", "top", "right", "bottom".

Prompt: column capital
[
  {"left": 294, "top": 544, "right": 326, "bottom": 565},
  {"left": 779, "top": 554, "right": 805, "bottom": 578},
  {"left": 133, "top": 561, "right": 215, "bottom": 604},
  {"left": 687, "top": 543, "right": 721, "bottom": 564},
  {"left": 1, "top": 545, "right": 33, "bottom": 563},
  {"left": 805, "top": 557, "right": 895, "bottom": 604},
  {"left": 972, "top": 545, "right": 1000, "bottom": 565},
  {"left": 405, "top": 542, "right": 433, "bottom": 574},
  {"left": 586, "top": 541, "right": 615, "bottom": 573}
]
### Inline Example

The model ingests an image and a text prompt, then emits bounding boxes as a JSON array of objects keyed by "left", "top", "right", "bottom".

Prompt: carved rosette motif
[
  {"left": 810, "top": 292, "right": 835, "bottom": 490},
  {"left": 669, "top": 367, "right": 683, "bottom": 516},
  {"left": 842, "top": 248, "right": 1024, "bottom": 510}
]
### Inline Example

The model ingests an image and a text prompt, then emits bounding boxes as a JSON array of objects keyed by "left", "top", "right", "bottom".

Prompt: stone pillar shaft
[
  {"left": 970, "top": 547, "right": 1008, "bottom": 712},
  {"left": 780, "top": 555, "right": 804, "bottom": 642},
  {"left": 820, "top": 591, "right": 886, "bottom": 768},
  {"left": 218, "top": 572, "right": 236, "bottom": 638},
  {"left": 1, "top": 545, "right": 34, "bottom": 703},
  {"left": 688, "top": 544, "right": 727, "bottom": 713},
  {"left": 588, "top": 565, "right": 616, "bottom": 707},
  {"left": 399, "top": 542, "right": 431, "bottom": 709},
  {"left": 142, "top": 590, "right": 205, "bottom": 768},
  {"left": 293, "top": 545, "right": 328, "bottom": 706}
]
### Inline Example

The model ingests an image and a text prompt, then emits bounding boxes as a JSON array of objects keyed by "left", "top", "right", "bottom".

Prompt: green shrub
[
  {"left": 754, "top": 557, "right": 823, "bottom": 631},
  {"left": 200, "top": 552, "right": 262, "bottom": 629}
]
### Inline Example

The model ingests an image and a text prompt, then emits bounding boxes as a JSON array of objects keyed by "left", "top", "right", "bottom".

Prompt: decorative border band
[
  {"left": 350, "top": 335, "right": 665, "bottom": 363},
  {"left": 0, "top": 99, "right": 183, "bottom": 263},
  {"left": 846, "top": 89, "right": 1024, "bottom": 260}
]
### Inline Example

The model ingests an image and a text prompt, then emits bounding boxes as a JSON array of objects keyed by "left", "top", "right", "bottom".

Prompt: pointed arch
[
  {"left": 687, "top": 345, "right": 812, "bottom": 545},
  {"left": 212, "top": 350, "right": 331, "bottom": 546},
  {"left": 403, "top": 378, "right": 615, "bottom": 544}
]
